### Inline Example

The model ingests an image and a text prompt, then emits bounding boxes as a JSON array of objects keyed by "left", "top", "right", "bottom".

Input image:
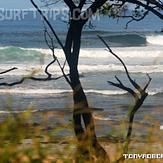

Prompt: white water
[
  {"left": 0, "top": 44, "right": 163, "bottom": 75},
  {"left": 25, "top": 46, "right": 163, "bottom": 59},
  {"left": 1, "top": 63, "right": 163, "bottom": 76},
  {"left": 0, "top": 88, "right": 162, "bottom": 96},
  {"left": 0, "top": 44, "right": 163, "bottom": 59},
  {"left": 147, "top": 35, "right": 163, "bottom": 46},
  {"left": 0, "top": 36, "right": 163, "bottom": 98}
]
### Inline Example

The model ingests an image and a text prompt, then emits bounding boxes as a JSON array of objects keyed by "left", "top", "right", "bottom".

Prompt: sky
[
  {"left": 0, "top": 0, "right": 66, "bottom": 9},
  {"left": 0, "top": 0, "right": 33, "bottom": 9}
]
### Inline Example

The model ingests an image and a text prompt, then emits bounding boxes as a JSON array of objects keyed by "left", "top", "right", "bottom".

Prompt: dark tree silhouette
[
  {"left": 29, "top": 1, "right": 162, "bottom": 162},
  {"left": 0, "top": 0, "right": 162, "bottom": 162},
  {"left": 98, "top": 35, "right": 152, "bottom": 162}
]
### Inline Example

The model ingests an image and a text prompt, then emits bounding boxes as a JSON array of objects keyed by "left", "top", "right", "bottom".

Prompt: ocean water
[{"left": 0, "top": 10, "right": 163, "bottom": 132}]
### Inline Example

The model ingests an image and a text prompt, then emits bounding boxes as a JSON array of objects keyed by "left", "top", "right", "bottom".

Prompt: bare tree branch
[
  {"left": 143, "top": 73, "right": 152, "bottom": 91},
  {"left": 30, "top": 0, "right": 65, "bottom": 51},
  {"left": 108, "top": 78, "right": 137, "bottom": 98},
  {"left": 43, "top": 25, "right": 72, "bottom": 86},
  {"left": 0, "top": 67, "right": 18, "bottom": 75},
  {"left": 63, "top": 0, "right": 76, "bottom": 12},
  {"left": 117, "top": 10, "right": 149, "bottom": 28},
  {"left": 98, "top": 35, "right": 143, "bottom": 92},
  {"left": 79, "top": 0, "right": 86, "bottom": 9},
  {"left": 0, "top": 74, "right": 68, "bottom": 87},
  {"left": 0, "top": 24, "right": 71, "bottom": 87},
  {"left": 99, "top": 35, "right": 152, "bottom": 161},
  {"left": 82, "top": 0, "right": 107, "bottom": 24}
]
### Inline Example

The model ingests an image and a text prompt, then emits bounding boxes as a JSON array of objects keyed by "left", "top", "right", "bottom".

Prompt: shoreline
[{"left": 0, "top": 108, "right": 162, "bottom": 136}]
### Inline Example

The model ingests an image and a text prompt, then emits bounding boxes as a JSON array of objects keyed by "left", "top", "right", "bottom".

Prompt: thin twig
[
  {"left": 98, "top": 35, "right": 143, "bottom": 92},
  {"left": 0, "top": 74, "right": 68, "bottom": 87},
  {"left": 0, "top": 67, "right": 18, "bottom": 75},
  {"left": 43, "top": 25, "right": 71, "bottom": 86}
]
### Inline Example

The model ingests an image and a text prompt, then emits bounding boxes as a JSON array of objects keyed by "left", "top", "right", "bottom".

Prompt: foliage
[
  {"left": 0, "top": 109, "right": 162, "bottom": 163},
  {"left": 0, "top": 110, "right": 75, "bottom": 163}
]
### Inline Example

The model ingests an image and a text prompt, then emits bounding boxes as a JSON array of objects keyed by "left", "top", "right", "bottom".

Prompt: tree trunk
[{"left": 64, "top": 20, "right": 109, "bottom": 162}]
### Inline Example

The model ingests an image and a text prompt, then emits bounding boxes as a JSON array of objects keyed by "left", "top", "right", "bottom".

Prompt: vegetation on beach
[{"left": 0, "top": 108, "right": 162, "bottom": 163}]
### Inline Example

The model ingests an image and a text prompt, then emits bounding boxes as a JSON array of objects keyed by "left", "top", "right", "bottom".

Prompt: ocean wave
[
  {"left": 0, "top": 110, "right": 38, "bottom": 114},
  {"left": 0, "top": 89, "right": 71, "bottom": 95},
  {"left": 0, "top": 46, "right": 163, "bottom": 75},
  {"left": 78, "top": 64, "right": 163, "bottom": 74},
  {"left": 147, "top": 35, "right": 163, "bottom": 45},
  {"left": 101, "top": 34, "right": 146, "bottom": 46},
  {"left": 0, "top": 88, "right": 162, "bottom": 96},
  {"left": 0, "top": 46, "right": 163, "bottom": 62},
  {"left": 83, "top": 33, "right": 163, "bottom": 47},
  {"left": 1, "top": 64, "right": 163, "bottom": 76},
  {"left": 86, "top": 90, "right": 163, "bottom": 96},
  {"left": 0, "top": 46, "right": 45, "bottom": 62}
]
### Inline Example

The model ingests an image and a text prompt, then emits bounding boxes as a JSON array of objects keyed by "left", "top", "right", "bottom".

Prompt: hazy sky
[
  {"left": 0, "top": 0, "right": 33, "bottom": 9},
  {"left": 0, "top": 0, "right": 66, "bottom": 9}
]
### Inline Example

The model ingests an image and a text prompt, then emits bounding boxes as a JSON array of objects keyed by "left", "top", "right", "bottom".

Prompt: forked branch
[
  {"left": 43, "top": 26, "right": 71, "bottom": 86},
  {"left": 30, "top": 0, "right": 65, "bottom": 51},
  {"left": 98, "top": 35, "right": 152, "bottom": 161},
  {"left": 98, "top": 35, "right": 143, "bottom": 92}
]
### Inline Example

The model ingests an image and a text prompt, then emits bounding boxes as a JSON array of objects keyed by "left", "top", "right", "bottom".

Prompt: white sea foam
[
  {"left": 0, "top": 46, "right": 162, "bottom": 66},
  {"left": 0, "top": 88, "right": 161, "bottom": 96},
  {"left": 147, "top": 35, "right": 163, "bottom": 46},
  {"left": 1, "top": 64, "right": 163, "bottom": 76},
  {"left": 78, "top": 64, "right": 163, "bottom": 74},
  {"left": 0, "top": 89, "right": 72, "bottom": 95},
  {"left": 85, "top": 90, "right": 126, "bottom": 95},
  {"left": 27, "top": 46, "right": 163, "bottom": 59}
]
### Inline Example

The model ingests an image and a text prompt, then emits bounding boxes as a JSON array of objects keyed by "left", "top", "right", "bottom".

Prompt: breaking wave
[
  {"left": 101, "top": 34, "right": 146, "bottom": 46},
  {"left": 1, "top": 64, "right": 163, "bottom": 76},
  {"left": 0, "top": 45, "right": 163, "bottom": 62},
  {"left": 0, "top": 88, "right": 162, "bottom": 96},
  {"left": 147, "top": 35, "right": 163, "bottom": 45},
  {"left": 0, "top": 46, "right": 45, "bottom": 63}
]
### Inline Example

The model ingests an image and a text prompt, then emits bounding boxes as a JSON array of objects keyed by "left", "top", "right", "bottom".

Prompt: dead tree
[{"left": 98, "top": 35, "right": 152, "bottom": 162}]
